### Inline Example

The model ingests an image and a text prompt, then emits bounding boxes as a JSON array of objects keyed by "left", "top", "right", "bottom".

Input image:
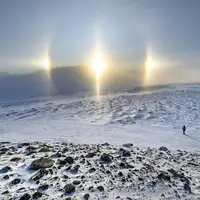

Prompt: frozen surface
[
  {"left": 1, "top": 84, "right": 200, "bottom": 199},
  {"left": 1, "top": 84, "right": 200, "bottom": 152}
]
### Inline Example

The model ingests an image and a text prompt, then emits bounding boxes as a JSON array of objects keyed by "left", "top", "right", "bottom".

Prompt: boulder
[
  {"left": 0, "top": 166, "right": 12, "bottom": 173},
  {"left": 30, "top": 157, "right": 54, "bottom": 170},
  {"left": 19, "top": 193, "right": 31, "bottom": 200},
  {"left": 159, "top": 146, "right": 168, "bottom": 151},
  {"left": 100, "top": 153, "right": 112, "bottom": 163},
  {"left": 64, "top": 184, "right": 75, "bottom": 194}
]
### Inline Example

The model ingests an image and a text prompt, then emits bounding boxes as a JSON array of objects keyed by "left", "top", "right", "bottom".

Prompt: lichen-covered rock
[
  {"left": 64, "top": 184, "right": 75, "bottom": 194},
  {"left": 30, "top": 157, "right": 54, "bottom": 170}
]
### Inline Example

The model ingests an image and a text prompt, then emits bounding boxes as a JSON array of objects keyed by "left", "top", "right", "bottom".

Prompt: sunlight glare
[
  {"left": 42, "top": 56, "right": 51, "bottom": 71},
  {"left": 92, "top": 52, "right": 106, "bottom": 78}
]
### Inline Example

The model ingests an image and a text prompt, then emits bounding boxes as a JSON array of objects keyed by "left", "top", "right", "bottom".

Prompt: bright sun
[
  {"left": 42, "top": 56, "right": 50, "bottom": 71},
  {"left": 92, "top": 53, "right": 106, "bottom": 77}
]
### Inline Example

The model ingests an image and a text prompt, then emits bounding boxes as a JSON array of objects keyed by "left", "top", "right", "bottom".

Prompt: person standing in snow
[{"left": 182, "top": 125, "right": 186, "bottom": 135}]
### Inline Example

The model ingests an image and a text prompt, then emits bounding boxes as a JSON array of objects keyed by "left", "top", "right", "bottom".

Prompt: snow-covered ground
[
  {"left": 1, "top": 84, "right": 200, "bottom": 152},
  {"left": 1, "top": 84, "right": 200, "bottom": 200}
]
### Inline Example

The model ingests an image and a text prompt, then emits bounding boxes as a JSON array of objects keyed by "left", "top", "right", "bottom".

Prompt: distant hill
[{"left": 0, "top": 66, "right": 141, "bottom": 100}]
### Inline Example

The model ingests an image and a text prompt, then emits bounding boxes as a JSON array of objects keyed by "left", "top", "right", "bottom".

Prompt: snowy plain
[{"left": 1, "top": 84, "right": 200, "bottom": 152}]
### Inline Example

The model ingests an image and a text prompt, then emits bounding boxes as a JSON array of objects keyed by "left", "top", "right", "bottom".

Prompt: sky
[{"left": 0, "top": 0, "right": 200, "bottom": 80}]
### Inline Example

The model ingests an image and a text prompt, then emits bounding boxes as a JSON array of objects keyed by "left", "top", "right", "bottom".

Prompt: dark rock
[
  {"left": 38, "top": 184, "right": 49, "bottom": 191},
  {"left": 159, "top": 146, "right": 168, "bottom": 151},
  {"left": 21, "top": 143, "right": 30, "bottom": 147},
  {"left": 73, "top": 180, "right": 81, "bottom": 185},
  {"left": 85, "top": 152, "right": 96, "bottom": 158},
  {"left": 64, "top": 184, "right": 75, "bottom": 194},
  {"left": 2, "top": 190, "right": 9, "bottom": 195},
  {"left": 136, "top": 156, "right": 142, "bottom": 162},
  {"left": 88, "top": 186, "right": 93, "bottom": 191},
  {"left": 119, "top": 162, "right": 134, "bottom": 169},
  {"left": 39, "top": 147, "right": 50, "bottom": 152},
  {"left": 0, "top": 166, "right": 12, "bottom": 173},
  {"left": 3, "top": 175, "right": 9, "bottom": 180},
  {"left": 118, "top": 172, "right": 123, "bottom": 177},
  {"left": 100, "top": 153, "right": 112, "bottom": 163},
  {"left": 157, "top": 172, "right": 171, "bottom": 181},
  {"left": 88, "top": 167, "right": 96, "bottom": 173},
  {"left": 30, "top": 169, "right": 48, "bottom": 181},
  {"left": 26, "top": 146, "right": 37, "bottom": 151},
  {"left": 10, "top": 157, "right": 21, "bottom": 162},
  {"left": 119, "top": 148, "right": 131, "bottom": 157},
  {"left": 33, "top": 191, "right": 43, "bottom": 199},
  {"left": 138, "top": 177, "right": 143, "bottom": 181},
  {"left": 62, "top": 147, "right": 68, "bottom": 153},
  {"left": 19, "top": 193, "right": 31, "bottom": 200},
  {"left": 123, "top": 143, "right": 133, "bottom": 148},
  {"left": 65, "top": 156, "right": 74, "bottom": 164},
  {"left": 11, "top": 178, "right": 21, "bottom": 185},
  {"left": 57, "top": 159, "right": 67, "bottom": 166},
  {"left": 97, "top": 185, "right": 104, "bottom": 192},
  {"left": 83, "top": 193, "right": 90, "bottom": 200},
  {"left": 30, "top": 157, "right": 54, "bottom": 170},
  {"left": 184, "top": 183, "right": 192, "bottom": 193}
]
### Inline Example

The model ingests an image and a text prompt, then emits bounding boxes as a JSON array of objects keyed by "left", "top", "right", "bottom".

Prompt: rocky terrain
[{"left": 0, "top": 141, "right": 200, "bottom": 200}]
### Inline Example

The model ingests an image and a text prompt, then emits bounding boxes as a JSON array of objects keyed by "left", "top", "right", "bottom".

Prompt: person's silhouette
[{"left": 182, "top": 125, "right": 186, "bottom": 135}]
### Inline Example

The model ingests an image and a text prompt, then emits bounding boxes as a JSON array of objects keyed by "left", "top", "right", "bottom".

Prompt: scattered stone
[
  {"left": 2, "top": 190, "right": 9, "bottom": 195},
  {"left": 86, "top": 152, "right": 96, "bottom": 158},
  {"left": 119, "top": 148, "right": 131, "bottom": 157},
  {"left": 30, "top": 169, "right": 48, "bottom": 181},
  {"left": 30, "top": 157, "right": 54, "bottom": 170},
  {"left": 83, "top": 193, "right": 90, "bottom": 200},
  {"left": 19, "top": 193, "right": 31, "bottom": 200},
  {"left": 0, "top": 166, "right": 12, "bottom": 173},
  {"left": 39, "top": 147, "right": 50, "bottom": 152},
  {"left": 38, "top": 184, "right": 49, "bottom": 191},
  {"left": 64, "top": 184, "right": 75, "bottom": 194},
  {"left": 159, "top": 146, "right": 168, "bottom": 151},
  {"left": 184, "top": 183, "right": 192, "bottom": 193},
  {"left": 33, "top": 191, "right": 43, "bottom": 199},
  {"left": 11, "top": 178, "right": 21, "bottom": 185},
  {"left": 123, "top": 143, "right": 133, "bottom": 148},
  {"left": 100, "top": 153, "right": 112, "bottom": 163},
  {"left": 73, "top": 180, "right": 81, "bottom": 185},
  {"left": 97, "top": 185, "right": 104, "bottom": 192},
  {"left": 118, "top": 171, "right": 123, "bottom": 177},
  {"left": 65, "top": 156, "right": 74, "bottom": 164},
  {"left": 3, "top": 175, "right": 9, "bottom": 180},
  {"left": 157, "top": 172, "right": 171, "bottom": 181},
  {"left": 10, "top": 157, "right": 21, "bottom": 162},
  {"left": 88, "top": 167, "right": 96, "bottom": 173}
]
